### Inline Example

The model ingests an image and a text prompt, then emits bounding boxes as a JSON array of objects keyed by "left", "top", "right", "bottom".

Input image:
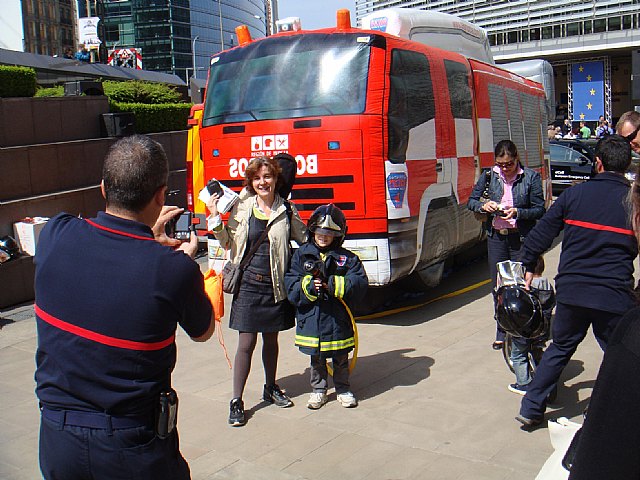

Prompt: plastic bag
[
  {"left": 535, "top": 417, "right": 582, "bottom": 480},
  {"left": 204, "top": 269, "right": 224, "bottom": 321},
  {"left": 204, "top": 269, "right": 232, "bottom": 369}
]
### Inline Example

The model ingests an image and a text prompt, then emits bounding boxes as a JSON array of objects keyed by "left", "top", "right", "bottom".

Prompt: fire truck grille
[{"left": 222, "top": 175, "right": 356, "bottom": 211}]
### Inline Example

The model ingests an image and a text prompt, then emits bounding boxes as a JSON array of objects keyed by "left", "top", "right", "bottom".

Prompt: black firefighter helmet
[
  {"left": 495, "top": 285, "right": 547, "bottom": 339},
  {"left": 0, "top": 235, "right": 20, "bottom": 264},
  {"left": 307, "top": 204, "right": 347, "bottom": 250}
]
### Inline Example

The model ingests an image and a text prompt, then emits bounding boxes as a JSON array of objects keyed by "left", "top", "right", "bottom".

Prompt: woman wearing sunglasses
[{"left": 468, "top": 139, "right": 545, "bottom": 350}]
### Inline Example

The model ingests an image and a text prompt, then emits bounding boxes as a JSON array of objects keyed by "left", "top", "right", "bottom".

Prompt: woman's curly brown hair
[{"left": 243, "top": 156, "right": 283, "bottom": 196}]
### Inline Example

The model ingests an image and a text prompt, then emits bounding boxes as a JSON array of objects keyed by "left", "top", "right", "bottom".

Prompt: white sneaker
[
  {"left": 337, "top": 392, "right": 358, "bottom": 408},
  {"left": 307, "top": 392, "right": 328, "bottom": 410}
]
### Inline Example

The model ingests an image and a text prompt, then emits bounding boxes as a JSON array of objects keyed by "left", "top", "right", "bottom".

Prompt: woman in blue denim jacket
[{"left": 468, "top": 140, "right": 545, "bottom": 349}]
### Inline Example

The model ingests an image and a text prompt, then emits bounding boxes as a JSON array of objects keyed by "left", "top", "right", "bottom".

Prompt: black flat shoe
[
  {"left": 492, "top": 341, "right": 504, "bottom": 350},
  {"left": 515, "top": 414, "right": 543, "bottom": 430},
  {"left": 263, "top": 384, "right": 293, "bottom": 407}
]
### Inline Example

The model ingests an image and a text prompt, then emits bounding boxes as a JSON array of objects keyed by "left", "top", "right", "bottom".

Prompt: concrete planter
[
  {"left": 0, "top": 96, "right": 188, "bottom": 308},
  {"left": 0, "top": 96, "right": 109, "bottom": 148}
]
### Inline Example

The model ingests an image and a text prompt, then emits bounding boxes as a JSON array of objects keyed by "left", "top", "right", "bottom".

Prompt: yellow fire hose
[{"left": 327, "top": 298, "right": 358, "bottom": 376}]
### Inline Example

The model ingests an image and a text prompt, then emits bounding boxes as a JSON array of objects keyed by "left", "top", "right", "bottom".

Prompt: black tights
[{"left": 232, "top": 331, "right": 279, "bottom": 399}]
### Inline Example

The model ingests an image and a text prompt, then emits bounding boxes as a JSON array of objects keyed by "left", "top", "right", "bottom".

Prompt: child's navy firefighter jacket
[{"left": 285, "top": 242, "right": 368, "bottom": 359}]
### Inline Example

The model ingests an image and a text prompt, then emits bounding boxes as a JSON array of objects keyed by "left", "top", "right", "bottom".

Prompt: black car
[{"left": 549, "top": 139, "right": 596, "bottom": 195}]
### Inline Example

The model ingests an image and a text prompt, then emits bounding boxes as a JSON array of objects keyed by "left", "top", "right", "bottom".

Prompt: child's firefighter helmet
[{"left": 307, "top": 204, "right": 347, "bottom": 250}]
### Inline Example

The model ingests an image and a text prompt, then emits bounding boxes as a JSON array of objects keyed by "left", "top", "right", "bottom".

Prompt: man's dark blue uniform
[
  {"left": 35, "top": 212, "right": 212, "bottom": 479},
  {"left": 518, "top": 166, "right": 638, "bottom": 423}
]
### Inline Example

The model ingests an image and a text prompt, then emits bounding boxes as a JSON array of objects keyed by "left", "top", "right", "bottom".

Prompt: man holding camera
[
  {"left": 516, "top": 135, "right": 637, "bottom": 428},
  {"left": 34, "top": 135, "right": 215, "bottom": 479}
]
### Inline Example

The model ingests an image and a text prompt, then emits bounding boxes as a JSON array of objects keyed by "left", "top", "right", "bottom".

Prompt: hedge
[
  {"left": 110, "top": 101, "right": 192, "bottom": 133},
  {"left": 103, "top": 80, "right": 182, "bottom": 104},
  {"left": 35, "top": 85, "right": 65, "bottom": 97},
  {"left": 0, "top": 66, "right": 37, "bottom": 97}
]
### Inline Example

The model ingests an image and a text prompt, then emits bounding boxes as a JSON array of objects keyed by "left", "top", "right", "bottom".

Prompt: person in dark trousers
[
  {"left": 35, "top": 135, "right": 215, "bottom": 480},
  {"left": 285, "top": 204, "right": 368, "bottom": 409},
  {"left": 206, "top": 156, "right": 307, "bottom": 427},
  {"left": 516, "top": 134, "right": 638, "bottom": 428},
  {"left": 468, "top": 139, "right": 545, "bottom": 350},
  {"left": 567, "top": 172, "right": 640, "bottom": 479}
]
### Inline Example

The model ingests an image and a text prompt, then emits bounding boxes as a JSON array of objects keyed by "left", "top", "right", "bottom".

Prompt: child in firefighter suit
[{"left": 285, "top": 204, "right": 368, "bottom": 409}]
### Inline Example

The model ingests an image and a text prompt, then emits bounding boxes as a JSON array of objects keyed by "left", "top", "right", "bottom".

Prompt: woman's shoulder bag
[{"left": 474, "top": 170, "right": 492, "bottom": 222}]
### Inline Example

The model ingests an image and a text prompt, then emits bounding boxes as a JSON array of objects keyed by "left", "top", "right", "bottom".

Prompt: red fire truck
[{"left": 186, "top": 8, "right": 551, "bottom": 289}]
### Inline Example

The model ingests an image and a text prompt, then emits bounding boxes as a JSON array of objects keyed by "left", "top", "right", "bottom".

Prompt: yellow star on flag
[
  {"left": 590, "top": 88, "right": 596, "bottom": 95},
  {"left": 580, "top": 113, "right": 585, "bottom": 119},
  {"left": 579, "top": 66, "right": 584, "bottom": 72},
  {"left": 587, "top": 103, "right": 593, "bottom": 110},
  {"left": 587, "top": 75, "right": 592, "bottom": 81}
]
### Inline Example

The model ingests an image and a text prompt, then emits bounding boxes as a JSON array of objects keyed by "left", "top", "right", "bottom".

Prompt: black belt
[
  {"left": 496, "top": 228, "right": 519, "bottom": 235},
  {"left": 41, "top": 406, "right": 152, "bottom": 430}
]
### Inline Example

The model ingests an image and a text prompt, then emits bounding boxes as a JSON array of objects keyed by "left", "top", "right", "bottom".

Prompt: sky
[{"left": 276, "top": 0, "right": 356, "bottom": 31}]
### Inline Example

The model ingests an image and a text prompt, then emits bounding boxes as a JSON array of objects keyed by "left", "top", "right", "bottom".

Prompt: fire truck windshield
[{"left": 202, "top": 34, "right": 372, "bottom": 127}]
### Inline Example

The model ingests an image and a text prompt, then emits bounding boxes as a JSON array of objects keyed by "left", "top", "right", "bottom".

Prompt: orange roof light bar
[
  {"left": 235, "top": 25, "right": 252, "bottom": 46},
  {"left": 337, "top": 9, "right": 351, "bottom": 30}
]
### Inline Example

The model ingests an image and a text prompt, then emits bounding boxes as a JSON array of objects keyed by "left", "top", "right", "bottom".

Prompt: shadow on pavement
[{"left": 274, "top": 348, "right": 434, "bottom": 403}]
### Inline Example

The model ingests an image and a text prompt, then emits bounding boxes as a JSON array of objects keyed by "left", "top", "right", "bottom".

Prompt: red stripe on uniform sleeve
[
  {"left": 35, "top": 304, "right": 175, "bottom": 351},
  {"left": 564, "top": 219, "right": 634, "bottom": 236}
]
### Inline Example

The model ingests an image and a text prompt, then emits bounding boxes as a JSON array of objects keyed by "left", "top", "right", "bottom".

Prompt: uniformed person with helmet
[{"left": 285, "top": 204, "right": 368, "bottom": 409}]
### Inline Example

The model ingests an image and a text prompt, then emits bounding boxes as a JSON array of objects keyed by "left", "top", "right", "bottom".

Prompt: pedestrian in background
[
  {"left": 595, "top": 117, "right": 613, "bottom": 138},
  {"left": 74, "top": 44, "right": 90, "bottom": 62},
  {"left": 578, "top": 121, "right": 591, "bottom": 139},
  {"left": 206, "top": 156, "right": 306, "bottom": 427},
  {"left": 35, "top": 135, "right": 215, "bottom": 480},
  {"left": 468, "top": 139, "right": 545, "bottom": 350},
  {"left": 516, "top": 135, "right": 637, "bottom": 428}
]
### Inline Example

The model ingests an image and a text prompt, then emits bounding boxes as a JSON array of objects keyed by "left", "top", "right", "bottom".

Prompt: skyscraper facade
[
  {"left": 21, "top": 0, "right": 76, "bottom": 57},
  {"left": 355, "top": 1, "right": 640, "bottom": 122},
  {"left": 99, "top": 0, "right": 276, "bottom": 82}
]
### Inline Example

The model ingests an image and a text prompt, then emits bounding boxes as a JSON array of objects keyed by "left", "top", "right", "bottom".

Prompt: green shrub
[
  {"left": 110, "top": 101, "right": 192, "bottom": 133},
  {"left": 103, "top": 80, "right": 183, "bottom": 104},
  {"left": 0, "top": 66, "right": 37, "bottom": 97},
  {"left": 35, "top": 86, "right": 65, "bottom": 97}
]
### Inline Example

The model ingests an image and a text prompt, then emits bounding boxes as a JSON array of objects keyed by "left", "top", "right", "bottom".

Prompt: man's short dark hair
[
  {"left": 102, "top": 135, "right": 168, "bottom": 212},
  {"left": 595, "top": 135, "right": 631, "bottom": 173}
]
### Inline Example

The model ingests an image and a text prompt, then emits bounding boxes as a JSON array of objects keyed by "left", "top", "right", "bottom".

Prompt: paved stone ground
[{"left": 0, "top": 240, "right": 606, "bottom": 479}]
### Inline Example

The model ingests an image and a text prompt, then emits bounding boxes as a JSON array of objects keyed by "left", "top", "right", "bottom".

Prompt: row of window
[
  {"left": 387, "top": 47, "right": 543, "bottom": 166},
  {"left": 489, "top": 14, "right": 640, "bottom": 46}
]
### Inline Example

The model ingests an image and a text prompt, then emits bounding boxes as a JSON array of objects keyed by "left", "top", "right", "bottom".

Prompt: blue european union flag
[{"left": 571, "top": 61, "right": 604, "bottom": 122}]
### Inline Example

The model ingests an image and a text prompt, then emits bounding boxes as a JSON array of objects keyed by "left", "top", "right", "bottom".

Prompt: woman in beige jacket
[{"left": 207, "top": 156, "right": 306, "bottom": 426}]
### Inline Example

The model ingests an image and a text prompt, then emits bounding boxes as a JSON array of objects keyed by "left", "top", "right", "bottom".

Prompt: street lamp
[
  {"left": 192, "top": 35, "right": 199, "bottom": 79},
  {"left": 217, "top": 0, "right": 224, "bottom": 51}
]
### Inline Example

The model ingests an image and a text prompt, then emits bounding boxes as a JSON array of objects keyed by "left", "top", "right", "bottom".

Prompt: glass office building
[
  {"left": 355, "top": 1, "right": 640, "bottom": 121},
  {"left": 99, "top": 0, "right": 275, "bottom": 82}
]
